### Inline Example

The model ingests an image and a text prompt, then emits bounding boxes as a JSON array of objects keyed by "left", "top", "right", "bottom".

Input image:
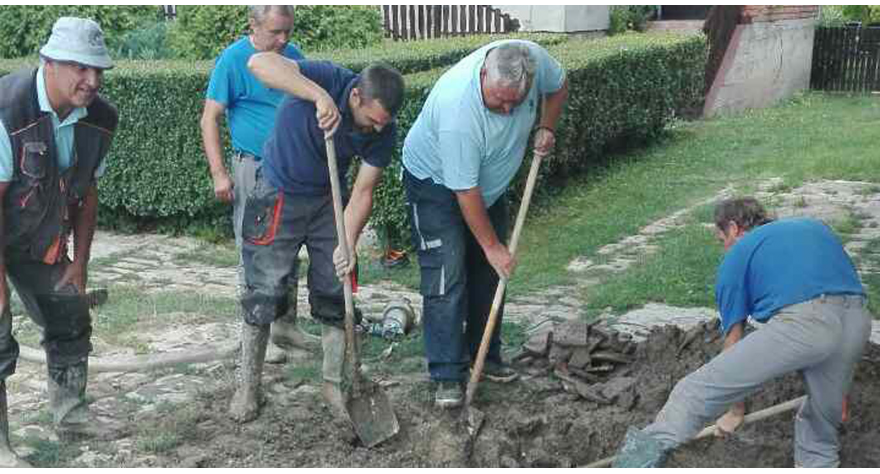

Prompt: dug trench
[{"left": 150, "top": 320, "right": 880, "bottom": 468}]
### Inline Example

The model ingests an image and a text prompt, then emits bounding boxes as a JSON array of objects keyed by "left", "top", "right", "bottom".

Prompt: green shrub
[
  {"left": 0, "top": 5, "right": 160, "bottom": 58},
  {"left": 312, "top": 33, "right": 567, "bottom": 75},
  {"left": 115, "top": 20, "right": 172, "bottom": 60},
  {"left": 608, "top": 6, "right": 658, "bottom": 35},
  {"left": 167, "top": 6, "right": 385, "bottom": 60}
]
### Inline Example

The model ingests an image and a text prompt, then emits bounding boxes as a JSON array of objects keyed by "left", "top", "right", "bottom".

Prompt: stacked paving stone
[{"left": 514, "top": 320, "right": 639, "bottom": 409}]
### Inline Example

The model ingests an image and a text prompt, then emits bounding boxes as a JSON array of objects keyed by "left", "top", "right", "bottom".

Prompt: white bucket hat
[{"left": 39, "top": 17, "right": 113, "bottom": 70}]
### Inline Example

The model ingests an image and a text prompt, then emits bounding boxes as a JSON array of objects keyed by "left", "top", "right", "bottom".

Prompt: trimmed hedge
[
  {"left": 0, "top": 33, "right": 567, "bottom": 231},
  {"left": 0, "top": 32, "right": 706, "bottom": 242},
  {"left": 310, "top": 33, "right": 568, "bottom": 75}
]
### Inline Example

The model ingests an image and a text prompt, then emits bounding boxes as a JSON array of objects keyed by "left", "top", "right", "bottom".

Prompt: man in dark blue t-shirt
[
  {"left": 227, "top": 52, "right": 404, "bottom": 423},
  {"left": 615, "top": 197, "right": 871, "bottom": 468},
  {"left": 200, "top": 6, "right": 316, "bottom": 363}
]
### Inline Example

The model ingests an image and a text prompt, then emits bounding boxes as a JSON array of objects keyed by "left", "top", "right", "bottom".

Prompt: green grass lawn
[
  {"left": 512, "top": 93, "right": 880, "bottom": 295},
  {"left": 365, "top": 93, "right": 880, "bottom": 318}
]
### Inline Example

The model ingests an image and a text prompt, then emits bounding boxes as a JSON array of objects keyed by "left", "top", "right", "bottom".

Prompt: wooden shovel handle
[
  {"left": 324, "top": 134, "right": 360, "bottom": 393},
  {"left": 465, "top": 153, "right": 544, "bottom": 407}
]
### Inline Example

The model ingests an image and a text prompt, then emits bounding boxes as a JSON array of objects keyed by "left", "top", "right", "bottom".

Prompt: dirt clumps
[{"left": 130, "top": 322, "right": 880, "bottom": 468}]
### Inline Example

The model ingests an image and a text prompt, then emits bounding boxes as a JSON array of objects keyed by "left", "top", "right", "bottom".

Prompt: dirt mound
[{"left": 136, "top": 323, "right": 880, "bottom": 468}]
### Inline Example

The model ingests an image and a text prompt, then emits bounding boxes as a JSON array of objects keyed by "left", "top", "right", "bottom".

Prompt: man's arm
[
  {"left": 0, "top": 183, "right": 8, "bottom": 312},
  {"left": 534, "top": 78, "right": 569, "bottom": 157},
  {"left": 200, "top": 99, "right": 234, "bottom": 202},
  {"left": 332, "top": 163, "right": 383, "bottom": 277},
  {"left": 456, "top": 188, "right": 513, "bottom": 279},
  {"left": 248, "top": 53, "right": 340, "bottom": 135},
  {"left": 715, "top": 322, "right": 746, "bottom": 436},
  {"left": 56, "top": 184, "right": 99, "bottom": 294}
]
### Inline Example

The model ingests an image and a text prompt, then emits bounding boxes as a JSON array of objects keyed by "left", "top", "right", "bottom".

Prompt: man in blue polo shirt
[
  {"left": 227, "top": 53, "right": 404, "bottom": 423},
  {"left": 200, "top": 6, "right": 317, "bottom": 362},
  {"left": 402, "top": 40, "right": 568, "bottom": 408},
  {"left": 614, "top": 198, "right": 871, "bottom": 468}
]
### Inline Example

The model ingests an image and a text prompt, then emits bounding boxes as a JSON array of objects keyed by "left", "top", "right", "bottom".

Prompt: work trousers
[
  {"left": 240, "top": 170, "right": 349, "bottom": 328},
  {"left": 232, "top": 152, "right": 299, "bottom": 299},
  {"left": 404, "top": 169, "right": 509, "bottom": 382},
  {"left": 0, "top": 254, "right": 91, "bottom": 381},
  {"left": 644, "top": 294, "right": 871, "bottom": 467}
]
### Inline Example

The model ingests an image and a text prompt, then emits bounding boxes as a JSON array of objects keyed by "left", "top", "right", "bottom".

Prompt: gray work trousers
[
  {"left": 644, "top": 294, "right": 871, "bottom": 467},
  {"left": 232, "top": 152, "right": 299, "bottom": 301}
]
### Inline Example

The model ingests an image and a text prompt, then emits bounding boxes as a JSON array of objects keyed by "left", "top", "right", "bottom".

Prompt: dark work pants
[
  {"left": 240, "top": 170, "right": 348, "bottom": 328},
  {"left": 0, "top": 254, "right": 92, "bottom": 381},
  {"left": 404, "top": 169, "right": 509, "bottom": 382}
]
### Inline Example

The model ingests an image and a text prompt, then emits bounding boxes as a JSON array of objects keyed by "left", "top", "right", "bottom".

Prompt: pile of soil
[{"left": 147, "top": 322, "right": 880, "bottom": 468}]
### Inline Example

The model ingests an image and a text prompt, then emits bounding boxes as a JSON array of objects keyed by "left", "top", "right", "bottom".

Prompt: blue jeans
[{"left": 404, "top": 169, "right": 509, "bottom": 382}]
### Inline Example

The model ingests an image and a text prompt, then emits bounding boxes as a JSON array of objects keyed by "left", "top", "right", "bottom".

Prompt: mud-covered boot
[
  {"left": 271, "top": 300, "right": 320, "bottom": 353},
  {"left": 229, "top": 322, "right": 270, "bottom": 422},
  {"left": 321, "top": 325, "right": 349, "bottom": 419},
  {"left": 47, "top": 361, "right": 122, "bottom": 441},
  {"left": 0, "top": 381, "right": 32, "bottom": 468}
]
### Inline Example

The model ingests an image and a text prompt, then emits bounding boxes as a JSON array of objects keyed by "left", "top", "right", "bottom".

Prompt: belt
[
  {"left": 815, "top": 293, "right": 866, "bottom": 308},
  {"left": 234, "top": 150, "right": 260, "bottom": 160}
]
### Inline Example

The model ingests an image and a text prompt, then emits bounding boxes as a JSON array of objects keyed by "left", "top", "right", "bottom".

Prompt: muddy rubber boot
[
  {"left": 270, "top": 301, "right": 320, "bottom": 353},
  {"left": 321, "top": 325, "right": 348, "bottom": 417},
  {"left": 0, "top": 381, "right": 32, "bottom": 468},
  {"left": 264, "top": 340, "right": 288, "bottom": 365},
  {"left": 229, "top": 322, "right": 270, "bottom": 422},
  {"left": 47, "top": 361, "right": 122, "bottom": 442}
]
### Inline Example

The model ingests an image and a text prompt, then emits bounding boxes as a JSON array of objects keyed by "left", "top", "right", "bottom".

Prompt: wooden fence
[
  {"left": 381, "top": 5, "right": 519, "bottom": 41},
  {"left": 811, "top": 26, "right": 880, "bottom": 92}
]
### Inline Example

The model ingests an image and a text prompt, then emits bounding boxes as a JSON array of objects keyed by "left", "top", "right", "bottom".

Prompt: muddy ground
[{"left": 123, "top": 322, "right": 880, "bottom": 468}]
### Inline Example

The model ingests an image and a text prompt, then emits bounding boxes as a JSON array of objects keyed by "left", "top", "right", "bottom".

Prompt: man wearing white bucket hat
[{"left": 0, "top": 17, "right": 119, "bottom": 466}]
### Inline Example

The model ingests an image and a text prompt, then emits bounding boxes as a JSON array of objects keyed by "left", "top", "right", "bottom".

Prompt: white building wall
[
  {"left": 494, "top": 5, "right": 610, "bottom": 33},
  {"left": 706, "top": 18, "right": 816, "bottom": 117}
]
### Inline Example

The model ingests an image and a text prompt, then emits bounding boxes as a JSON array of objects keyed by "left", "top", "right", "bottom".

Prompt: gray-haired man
[
  {"left": 0, "top": 17, "right": 119, "bottom": 467},
  {"left": 200, "top": 6, "right": 318, "bottom": 363},
  {"left": 402, "top": 40, "right": 568, "bottom": 408}
]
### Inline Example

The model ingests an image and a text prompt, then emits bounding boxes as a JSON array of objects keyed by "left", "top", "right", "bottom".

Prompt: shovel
[
  {"left": 463, "top": 152, "right": 545, "bottom": 437},
  {"left": 324, "top": 133, "right": 400, "bottom": 448}
]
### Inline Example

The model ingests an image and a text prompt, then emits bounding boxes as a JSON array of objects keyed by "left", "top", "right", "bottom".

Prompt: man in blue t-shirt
[
  {"left": 402, "top": 40, "right": 568, "bottom": 408},
  {"left": 614, "top": 198, "right": 871, "bottom": 468},
  {"left": 200, "top": 6, "right": 317, "bottom": 362},
  {"left": 228, "top": 52, "right": 404, "bottom": 423}
]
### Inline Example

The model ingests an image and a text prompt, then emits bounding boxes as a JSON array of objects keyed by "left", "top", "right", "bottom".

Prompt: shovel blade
[
  {"left": 346, "top": 382, "right": 399, "bottom": 448},
  {"left": 464, "top": 406, "right": 485, "bottom": 438}
]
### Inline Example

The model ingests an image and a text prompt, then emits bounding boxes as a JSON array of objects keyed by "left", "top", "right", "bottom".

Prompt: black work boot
[
  {"left": 0, "top": 381, "right": 32, "bottom": 468},
  {"left": 229, "top": 322, "right": 270, "bottom": 422}
]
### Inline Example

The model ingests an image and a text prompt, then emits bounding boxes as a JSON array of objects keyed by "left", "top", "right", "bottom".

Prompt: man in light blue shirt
[
  {"left": 200, "top": 6, "right": 317, "bottom": 365},
  {"left": 402, "top": 40, "right": 568, "bottom": 408}
]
